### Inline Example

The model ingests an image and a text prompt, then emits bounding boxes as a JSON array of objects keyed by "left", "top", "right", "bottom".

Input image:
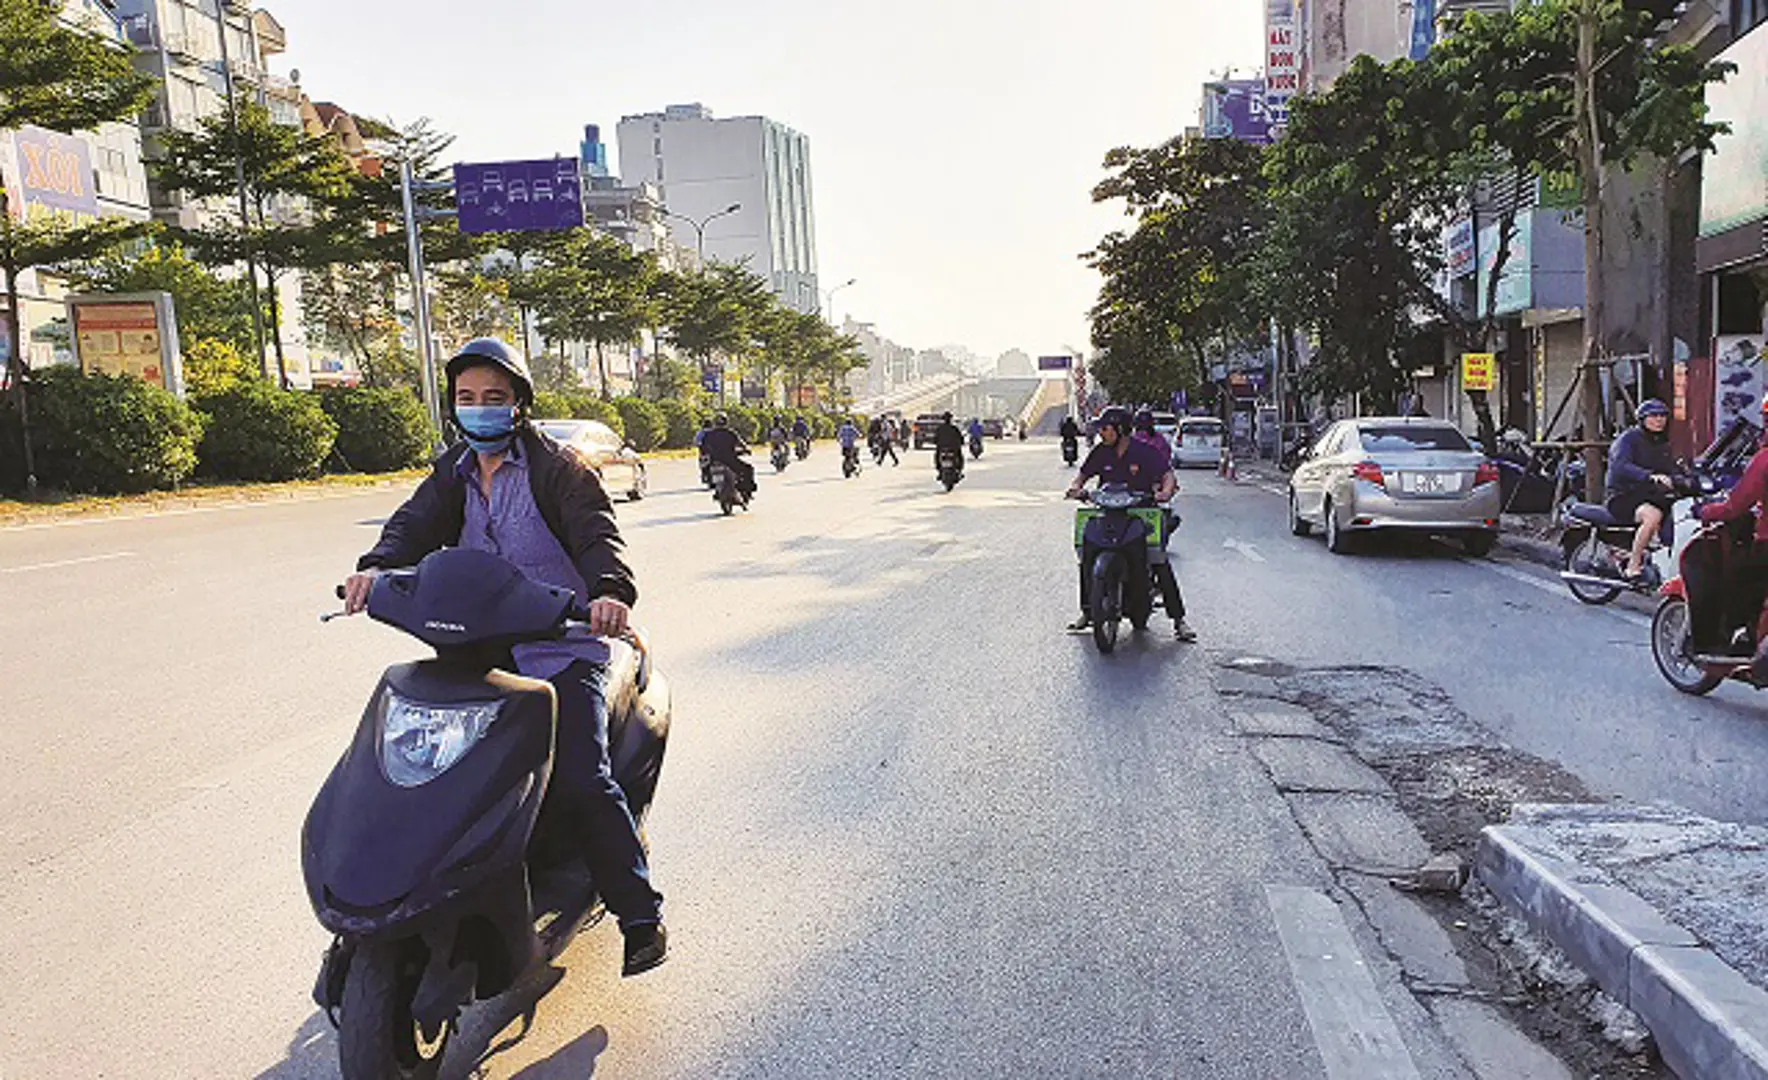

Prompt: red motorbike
[{"left": 1651, "top": 518, "right": 1768, "bottom": 696}]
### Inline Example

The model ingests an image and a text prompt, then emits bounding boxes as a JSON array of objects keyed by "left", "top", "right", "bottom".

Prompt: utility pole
[
  {"left": 400, "top": 160, "right": 442, "bottom": 442},
  {"left": 211, "top": 0, "right": 270, "bottom": 384},
  {"left": 0, "top": 188, "right": 38, "bottom": 493},
  {"left": 1575, "top": 0, "right": 1608, "bottom": 501}
]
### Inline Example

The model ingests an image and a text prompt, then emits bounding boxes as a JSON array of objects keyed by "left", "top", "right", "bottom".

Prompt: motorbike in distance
[
  {"left": 770, "top": 441, "right": 790, "bottom": 473},
  {"left": 1069, "top": 484, "right": 1174, "bottom": 655},
  {"left": 794, "top": 435, "right": 811, "bottom": 461},
  {"left": 1559, "top": 465, "right": 1718, "bottom": 605},
  {"left": 969, "top": 431, "right": 984, "bottom": 460},
  {"left": 1062, "top": 437, "right": 1079, "bottom": 467},
  {"left": 711, "top": 460, "right": 750, "bottom": 515},
  {"left": 305, "top": 548, "right": 671, "bottom": 1080},
  {"left": 937, "top": 448, "right": 964, "bottom": 492}
]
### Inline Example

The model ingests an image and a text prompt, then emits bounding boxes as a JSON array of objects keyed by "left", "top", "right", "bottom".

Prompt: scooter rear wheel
[
  {"left": 338, "top": 942, "right": 448, "bottom": 1080},
  {"left": 1651, "top": 597, "right": 1725, "bottom": 696},
  {"left": 1565, "top": 533, "right": 1622, "bottom": 606},
  {"left": 1090, "top": 561, "right": 1122, "bottom": 654}
]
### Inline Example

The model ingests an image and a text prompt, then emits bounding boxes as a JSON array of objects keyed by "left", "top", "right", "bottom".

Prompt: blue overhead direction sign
[
  {"left": 1038, "top": 355, "right": 1075, "bottom": 371},
  {"left": 454, "top": 158, "right": 585, "bottom": 234}
]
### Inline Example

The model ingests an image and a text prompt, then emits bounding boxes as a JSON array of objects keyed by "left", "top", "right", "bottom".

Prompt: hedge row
[
  {"left": 0, "top": 369, "right": 867, "bottom": 496},
  {"left": 0, "top": 371, "right": 433, "bottom": 495}
]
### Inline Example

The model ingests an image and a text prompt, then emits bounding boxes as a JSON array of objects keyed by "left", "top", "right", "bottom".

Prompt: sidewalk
[{"left": 1480, "top": 804, "right": 1768, "bottom": 1080}]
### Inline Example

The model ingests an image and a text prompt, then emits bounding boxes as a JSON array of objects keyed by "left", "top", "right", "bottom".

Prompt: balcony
[{"left": 162, "top": 30, "right": 202, "bottom": 62}]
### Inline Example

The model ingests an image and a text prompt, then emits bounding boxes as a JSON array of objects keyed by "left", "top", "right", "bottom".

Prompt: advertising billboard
[
  {"left": 1202, "top": 79, "right": 1272, "bottom": 145},
  {"left": 7, "top": 127, "right": 99, "bottom": 223},
  {"left": 1714, "top": 335, "right": 1765, "bottom": 435},
  {"left": 454, "top": 158, "right": 585, "bottom": 235},
  {"left": 70, "top": 292, "right": 184, "bottom": 397},
  {"left": 1700, "top": 28, "right": 1768, "bottom": 240},
  {"left": 1265, "top": 0, "right": 1300, "bottom": 131}
]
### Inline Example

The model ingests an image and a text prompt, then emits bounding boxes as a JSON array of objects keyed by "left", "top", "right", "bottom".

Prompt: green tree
[
  {"left": 153, "top": 101, "right": 358, "bottom": 384},
  {"left": 527, "top": 230, "right": 653, "bottom": 398},
  {"left": 0, "top": 0, "right": 157, "bottom": 490}
]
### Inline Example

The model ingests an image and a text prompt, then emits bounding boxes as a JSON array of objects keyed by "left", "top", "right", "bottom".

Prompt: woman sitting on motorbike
[{"left": 1607, "top": 399, "right": 1679, "bottom": 581}]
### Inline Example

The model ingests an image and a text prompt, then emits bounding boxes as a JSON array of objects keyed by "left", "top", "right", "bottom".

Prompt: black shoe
[{"left": 622, "top": 922, "right": 668, "bottom": 977}]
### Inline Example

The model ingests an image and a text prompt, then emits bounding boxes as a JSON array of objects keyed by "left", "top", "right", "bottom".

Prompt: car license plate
[{"left": 1408, "top": 472, "right": 1448, "bottom": 494}]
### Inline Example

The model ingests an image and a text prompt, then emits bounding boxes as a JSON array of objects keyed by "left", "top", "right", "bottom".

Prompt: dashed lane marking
[
  {"left": 1266, "top": 884, "right": 1423, "bottom": 1080},
  {"left": 2, "top": 551, "right": 137, "bottom": 575},
  {"left": 1471, "top": 558, "right": 1651, "bottom": 628}
]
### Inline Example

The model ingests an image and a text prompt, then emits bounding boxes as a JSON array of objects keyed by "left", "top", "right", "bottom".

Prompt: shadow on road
[{"left": 507, "top": 1023, "right": 610, "bottom": 1078}]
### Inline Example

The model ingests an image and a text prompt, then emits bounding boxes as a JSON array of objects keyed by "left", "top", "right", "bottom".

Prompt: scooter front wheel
[
  {"left": 338, "top": 941, "right": 448, "bottom": 1080},
  {"left": 1090, "top": 555, "right": 1123, "bottom": 654},
  {"left": 1651, "top": 596, "right": 1725, "bottom": 696}
]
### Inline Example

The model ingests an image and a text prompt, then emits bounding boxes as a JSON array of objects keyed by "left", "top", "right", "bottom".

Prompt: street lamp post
[
  {"left": 666, "top": 202, "right": 742, "bottom": 262},
  {"left": 820, "top": 278, "right": 857, "bottom": 327}
]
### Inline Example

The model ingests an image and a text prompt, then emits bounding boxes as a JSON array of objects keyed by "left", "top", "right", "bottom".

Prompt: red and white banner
[{"left": 1265, "top": 0, "right": 1299, "bottom": 132}]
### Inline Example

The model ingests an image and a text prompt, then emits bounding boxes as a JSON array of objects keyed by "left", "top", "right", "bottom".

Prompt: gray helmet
[{"left": 446, "top": 338, "right": 533, "bottom": 407}]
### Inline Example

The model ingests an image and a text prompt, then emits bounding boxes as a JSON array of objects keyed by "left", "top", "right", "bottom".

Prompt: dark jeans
[
  {"left": 1076, "top": 542, "right": 1186, "bottom": 621},
  {"left": 875, "top": 439, "right": 899, "bottom": 465},
  {"left": 548, "top": 661, "right": 662, "bottom": 929}
]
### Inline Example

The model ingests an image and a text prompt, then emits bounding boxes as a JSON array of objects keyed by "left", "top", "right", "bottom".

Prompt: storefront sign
[
  {"left": 1265, "top": 0, "right": 1299, "bottom": 131},
  {"left": 1445, "top": 218, "right": 1475, "bottom": 276},
  {"left": 1699, "top": 28, "right": 1768, "bottom": 241},
  {"left": 1714, "top": 335, "right": 1764, "bottom": 435},
  {"left": 1202, "top": 79, "right": 1272, "bottom": 145},
  {"left": 1461, "top": 352, "right": 1496, "bottom": 392},
  {"left": 7, "top": 127, "right": 99, "bottom": 223}
]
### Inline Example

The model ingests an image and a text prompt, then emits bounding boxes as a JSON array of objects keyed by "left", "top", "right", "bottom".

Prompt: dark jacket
[
  {"left": 1059, "top": 418, "right": 1081, "bottom": 441},
  {"left": 933, "top": 422, "right": 965, "bottom": 454},
  {"left": 357, "top": 428, "right": 637, "bottom": 607},
  {"left": 1606, "top": 427, "right": 1678, "bottom": 500},
  {"left": 701, "top": 426, "right": 749, "bottom": 466}
]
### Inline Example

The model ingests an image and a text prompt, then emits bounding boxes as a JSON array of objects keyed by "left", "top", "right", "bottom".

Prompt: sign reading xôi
[{"left": 1461, "top": 352, "right": 1496, "bottom": 393}]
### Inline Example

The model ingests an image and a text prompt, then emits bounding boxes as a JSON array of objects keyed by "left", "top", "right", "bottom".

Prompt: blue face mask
[{"left": 455, "top": 405, "right": 517, "bottom": 455}]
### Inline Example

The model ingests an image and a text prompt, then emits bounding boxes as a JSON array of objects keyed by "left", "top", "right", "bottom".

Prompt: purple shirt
[
  {"left": 1079, "top": 436, "right": 1170, "bottom": 495},
  {"left": 457, "top": 443, "right": 609, "bottom": 676},
  {"left": 1134, "top": 430, "right": 1173, "bottom": 462}
]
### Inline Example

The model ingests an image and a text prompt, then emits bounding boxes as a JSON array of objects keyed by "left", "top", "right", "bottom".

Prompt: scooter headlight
[
  {"left": 1093, "top": 488, "right": 1139, "bottom": 510},
  {"left": 377, "top": 691, "right": 503, "bottom": 788}
]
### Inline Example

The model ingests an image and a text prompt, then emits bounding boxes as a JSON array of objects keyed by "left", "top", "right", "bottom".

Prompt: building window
[{"left": 1734, "top": 0, "right": 1768, "bottom": 33}]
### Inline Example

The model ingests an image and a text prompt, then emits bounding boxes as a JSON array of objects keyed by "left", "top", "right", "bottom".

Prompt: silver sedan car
[
  {"left": 532, "top": 419, "right": 648, "bottom": 501},
  {"left": 1287, "top": 418, "right": 1501, "bottom": 556}
]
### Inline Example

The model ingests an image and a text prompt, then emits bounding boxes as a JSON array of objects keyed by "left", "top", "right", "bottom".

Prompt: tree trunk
[
  {"left": 264, "top": 265, "right": 288, "bottom": 389},
  {"left": 595, "top": 339, "right": 609, "bottom": 399},
  {"left": 3, "top": 251, "right": 39, "bottom": 494},
  {"left": 1576, "top": 2, "right": 1608, "bottom": 502}
]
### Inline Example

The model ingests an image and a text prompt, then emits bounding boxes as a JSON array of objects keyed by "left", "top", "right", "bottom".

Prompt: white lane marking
[
  {"left": 1266, "top": 885, "right": 1423, "bottom": 1080},
  {"left": 1224, "top": 538, "right": 1268, "bottom": 563},
  {"left": 2, "top": 551, "right": 137, "bottom": 575},
  {"left": 1473, "top": 558, "right": 1651, "bottom": 627}
]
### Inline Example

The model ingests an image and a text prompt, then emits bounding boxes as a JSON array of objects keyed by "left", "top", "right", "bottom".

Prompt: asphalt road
[{"left": 1, "top": 440, "right": 1760, "bottom": 1078}]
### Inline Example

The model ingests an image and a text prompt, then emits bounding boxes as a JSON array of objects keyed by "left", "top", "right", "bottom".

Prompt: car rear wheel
[
  {"left": 1289, "top": 489, "right": 1312, "bottom": 537},
  {"left": 1324, "top": 500, "right": 1353, "bottom": 554}
]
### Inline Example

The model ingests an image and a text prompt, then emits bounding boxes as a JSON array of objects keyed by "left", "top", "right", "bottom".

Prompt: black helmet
[
  {"left": 942, "top": 411, "right": 954, "bottom": 424},
  {"left": 1098, "top": 406, "right": 1133, "bottom": 435},
  {"left": 1134, "top": 407, "right": 1156, "bottom": 433},
  {"left": 1637, "top": 398, "right": 1670, "bottom": 422},
  {"left": 700, "top": 417, "right": 713, "bottom": 429},
  {"left": 714, "top": 412, "right": 729, "bottom": 427},
  {"left": 446, "top": 338, "right": 533, "bottom": 407}
]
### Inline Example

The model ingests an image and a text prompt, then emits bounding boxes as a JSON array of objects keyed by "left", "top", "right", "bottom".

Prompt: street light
[
  {"left": 666, "top": 202, "right": 742, "bottom": 261},
  {"left": 820, "top": 277, "right": 857, "bottom": 326}
]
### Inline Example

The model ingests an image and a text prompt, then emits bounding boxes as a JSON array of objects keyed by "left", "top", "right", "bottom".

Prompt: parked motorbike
[
  {"left": 793, "top": 435, "right": 811, "bottom": 461},
  {"left": 1070, "top": 484, "right": 1173, "bottom": 655},
  {"left": 969, "top": 433, "right": 984, "bottom": 460},
  {"left": 1558, "top": 467, "right": 1718, "bottom": 605},
  {"left": 711, "top": 461, "right": 750, "bottom": 515},
  {"left": 1651, "top": 517, "right": 1768, "bottom": 697},
  {"left": 937, "top": 448, "right": 964, "bottom": 492},
  {"left": 1061, "top": 437, "right": 1079, "bottom": 467},
  {"left": 698, "top": 452, "right": 713, "bottom": 490},
  {"left": 770, "top": 442, "right": 790, "bottom": 473},
  {"left": 842, "top": 444, "right": 861, "bottom": 479},
  {"left": 306, "top": 548, "right": 671, "bottom": 1080}
]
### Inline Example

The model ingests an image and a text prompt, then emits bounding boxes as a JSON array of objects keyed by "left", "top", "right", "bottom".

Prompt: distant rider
[
  {"left": 704, "top": 413, "right": 758, "bottom": 499},
  {"left": 694, "top": 416, "right": 713, "bottom": 487},
  {"left": 1065, "top": 406, "right": 1196, "bottom": 642},
  {"left": 342, "top": 338, "right": 667, "bottom": 977},
  {"left": 792, "top": 415, "right": 812, "bottom": 454},
  {"left": 1606, "top": 399, "right": 1679, "bottom": 581},
  {"left": 837, "top": 417, "right": 862, "bottom": 465},
  {"left": 933, "top": 411, "right": 966, "bottom": 471}
]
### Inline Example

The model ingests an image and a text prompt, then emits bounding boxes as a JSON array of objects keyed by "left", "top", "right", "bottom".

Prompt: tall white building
[{"left": 616, "top": 103, "right": 820, "bottom": 313}]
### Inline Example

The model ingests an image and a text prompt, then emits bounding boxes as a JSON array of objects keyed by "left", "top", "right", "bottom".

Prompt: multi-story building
[
  {"left": 114, "top": 0, "right": 311, "bottom": 384},
  {"left": 1, "top": 0, "right": 154, "bottom": 370},
  {"left": 616, "top": 103, "right": 821, "bottom": 313}
]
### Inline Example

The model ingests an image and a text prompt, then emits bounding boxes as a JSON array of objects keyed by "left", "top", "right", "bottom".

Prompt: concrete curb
[
  {"left": 1478, "top": 825, "right": 1768, "bottom": 1080},
  {"left": 1497, "top": 531, "right": 1562, "bottom": 571}
]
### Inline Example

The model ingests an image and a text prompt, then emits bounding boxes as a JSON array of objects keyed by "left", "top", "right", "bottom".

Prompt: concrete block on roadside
[
  {"left": 1478, "top": 826, "right": 1700, "bottom": 1003},
  {"left": 1632, "top": 945, "right": 1768, "bottom": 1080},
  {"left": 1341, "top": 872, "right": 1471, "bottom": 990},
  {"left": 1253, "top": 739, "right": 1390, "bottom": 795},
  {"left": 1231, "top": 707, "right": 1334, "bottom": 740},
  {"left": 1291, "top": 792, "right": 1433, "bottom": 874},
  {"left": 1429, "top": 997, "right": 1576, "bottom": 1080}
]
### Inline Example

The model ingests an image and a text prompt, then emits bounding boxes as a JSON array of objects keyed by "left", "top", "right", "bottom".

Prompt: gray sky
[{"left": 272, "top": 0, "right": 1264, "bottom": 359}]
